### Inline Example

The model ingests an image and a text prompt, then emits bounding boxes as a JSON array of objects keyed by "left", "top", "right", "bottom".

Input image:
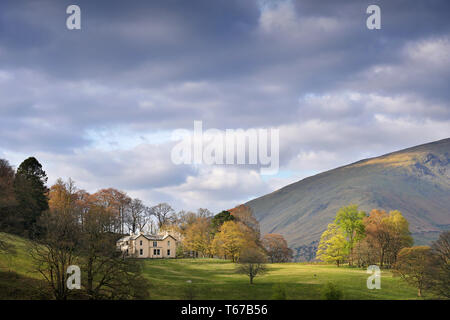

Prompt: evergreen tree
[
  {"left": 14, "top": 157, "right": 49, "bottom": 236},
  {"left": 211, "top": 210, "right": 235, "bottom": 232}
]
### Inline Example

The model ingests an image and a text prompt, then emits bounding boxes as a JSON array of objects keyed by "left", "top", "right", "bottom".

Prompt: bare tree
[
  {"left": 79, "top": 206, "right": 149, "bottom": 299},
  {"left": 150, "top": 203, "right": 175, "bottom": 229},
  {"left": 197, "top": 208, "right": 213, "bottom": 218},
  {"left": 235, "top": 247, "right": 268, "bottom": 284},
  {"left": 29, "top": 209, "right": 80, "bottom": 300},
  {"left": 126, "top": 198, "right": 148, "bottom": 233}
]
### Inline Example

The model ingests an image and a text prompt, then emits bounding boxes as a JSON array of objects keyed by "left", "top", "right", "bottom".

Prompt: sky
[{"left": 1, "top": 0, "right": 449, "bottom": 213}]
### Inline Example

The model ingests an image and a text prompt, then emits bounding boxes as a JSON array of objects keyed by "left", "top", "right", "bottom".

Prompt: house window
[
  {"left": 140, "top": 240, "right": 143, "bottom": 246},
  {"left": 168, "top": 241, "right": 170, "bottom": 246},
  {"left": 154, "top": 249, "right": 160, "bottom": 255},
  {"left": 167, "top": 249, "right": 170, "bottom": 256},
  {"left": 153, "top": 241, "right": 157, "bottom": 247},
  {"left": 139, "top": 249, "right": 143, "bottom": 255}
]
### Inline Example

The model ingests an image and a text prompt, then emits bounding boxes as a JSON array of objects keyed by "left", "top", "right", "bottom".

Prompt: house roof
[{"left": 117, "top": 233, "right": 177, "bottom": 243}]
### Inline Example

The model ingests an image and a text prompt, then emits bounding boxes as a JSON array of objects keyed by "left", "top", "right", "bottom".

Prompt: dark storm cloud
[
  {"left": 0, "top": 0, "right": 260, "bottom": 80},
  {"left": 1, "top": 0, "right": 449, "bottom": 133}
]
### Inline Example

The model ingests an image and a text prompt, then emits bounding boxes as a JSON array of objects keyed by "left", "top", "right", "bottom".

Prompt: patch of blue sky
[{"left": 84, "top": 127, "right": 173, "bottom": 151}]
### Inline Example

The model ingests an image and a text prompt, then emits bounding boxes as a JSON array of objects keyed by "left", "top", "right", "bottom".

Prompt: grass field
[
  {"left": 0, "top": 232, "right": 420, "bottom": 300},
  {"left": 142, "top": 259, "right": 419, "bottom": 300}
]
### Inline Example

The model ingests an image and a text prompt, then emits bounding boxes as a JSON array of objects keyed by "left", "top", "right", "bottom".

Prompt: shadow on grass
[{"left": 0, "top": 271, "right": 52, "bottom": 300}]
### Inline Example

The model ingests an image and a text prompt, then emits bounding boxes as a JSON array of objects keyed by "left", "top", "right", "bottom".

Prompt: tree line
[
  {"left": 316, "top": 205, "right": 413, "bottom": 268},
  {"left": 169, "top": 204, "right": 293, "bottom": 264},
  {"left": 316, "top": 204, "right": 449, "bottom": 298}
]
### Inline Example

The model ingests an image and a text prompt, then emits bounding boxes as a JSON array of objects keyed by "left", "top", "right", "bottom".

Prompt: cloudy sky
[{"left": 1, "top": 0, "right": 449, "bottom": 212}]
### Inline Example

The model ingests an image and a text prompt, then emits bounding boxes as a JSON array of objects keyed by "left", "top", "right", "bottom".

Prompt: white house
[{"left": 117, "top": 232, "right": 177, "bottom": 258}]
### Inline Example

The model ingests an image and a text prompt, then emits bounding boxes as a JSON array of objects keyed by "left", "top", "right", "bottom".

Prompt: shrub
[
  {"left": 321, "top": 282, "right": 343, "bottom": 300},
  {"left": 183, "top": 280, "right": 197, "bottom": 299},
  {"left": 271, "top": 283, "right": 287, "bottom": 300}
]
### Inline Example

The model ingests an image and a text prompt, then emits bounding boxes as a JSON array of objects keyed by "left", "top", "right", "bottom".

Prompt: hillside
[
  {"left": 246, "top": 138, "right": 450, "bottom": 260},
  {"left": 0, "top": 232, "right": 51, "bottom": 299}
]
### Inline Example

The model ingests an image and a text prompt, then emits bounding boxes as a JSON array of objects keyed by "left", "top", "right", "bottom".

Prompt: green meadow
[
  {"left": 141, "top": 258, "right": 419, "bottom": 300},
  {"left": 0, "top": 232, "right": 419, "bottom": 300}
]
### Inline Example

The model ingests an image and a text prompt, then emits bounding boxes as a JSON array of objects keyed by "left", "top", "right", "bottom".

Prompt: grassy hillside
[
  {"left": 142, "top": 258, "right": 419, "bottom": 300},
  {"left": 0, "top": 232, "right": 50, "bottom": 299},
  {"left": 246, "top": 138, "right": 450, "bottom": 259}
]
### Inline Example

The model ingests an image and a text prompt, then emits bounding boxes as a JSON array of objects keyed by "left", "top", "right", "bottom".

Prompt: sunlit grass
[
  {"left": 142, "top": 258, "right": 419, "bottom": 300},
  {"left": 0, "top": 233, "right": 420, "bottom": 300}
]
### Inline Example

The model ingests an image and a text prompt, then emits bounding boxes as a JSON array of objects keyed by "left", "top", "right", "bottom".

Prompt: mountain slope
[{"left": 246, "top": 138, "right": 450, "bottom": 260}]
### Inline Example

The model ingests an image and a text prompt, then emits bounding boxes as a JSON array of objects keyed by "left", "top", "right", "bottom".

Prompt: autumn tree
[
  {"left": 334, "top": 205, "right": 366, "bottom": 266},
  {"left": 364, "top": 209, "right": 412, "bottom": 267},
  {"left": 235, "top": 247, "right": 267, "bottom": 284},
  {"left": 48, "top": 178, "right": 94, "bottom": 232},
  {"left": 316, "top": 223, "right": 348, "bottom": 267},
  {"left": 40, "top": 178, "right": 149, "bottom": 299},
  {"left": 364, "top": 209, "right": 391, "bottom": 267},
  {"left": 353, "top": 237, "right": 379, "bottom": 267},
  {"left": 48, "top": 178, "right": 78, "bottom": 213},
  {"left": 0, "top": 159, "right": 18, "bottom": 232},
  {"left": 394, "top": 246, "right": 436, "bottom": 297},
  {"left": 183, "top": 217, "right": 214, "bottom": 257},
  {"left": 383, "top": 210, "right": 413, "bottom": 265},
  {"left": 262, "top": 234, "right": 293, "bottom": 263},
  {"left": 212, "top": 221, "right": 246, "bottom": 262},
  {"left": 231, "top": 205, "right": 260, "bottom": 241},
  {"left": 428, "top": 231, "right": 450, "bottom": 299},
  {"left": 14, "top": 157, "right": 49, "bottom": 237},
  {"left": 0, "top": 159, "right": 15, "bottom": 208},
  {"left": 90, "top": 188, "right": 131, "bottom": 233}
]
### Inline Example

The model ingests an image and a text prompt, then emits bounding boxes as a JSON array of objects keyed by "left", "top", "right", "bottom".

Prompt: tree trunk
[
  {"left": 418, "top": 288, "right": 422, "bottom": 297},
  {"left": 380, "top": 248, "right": 384, "bottom": 268},
  {"left": 87, "top": 257, "right": 94, "bottom": 299},
  {"left": 349, "top": 246, "right": 353, "bottom": 266}
]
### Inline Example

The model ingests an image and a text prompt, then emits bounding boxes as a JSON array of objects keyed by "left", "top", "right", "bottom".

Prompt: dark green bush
[
  {"left": 321, "top": 282, "right": 343, "bottom": 300},
  {"left": 271, "top": 283, "right": 287, "bottom": 300}
]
